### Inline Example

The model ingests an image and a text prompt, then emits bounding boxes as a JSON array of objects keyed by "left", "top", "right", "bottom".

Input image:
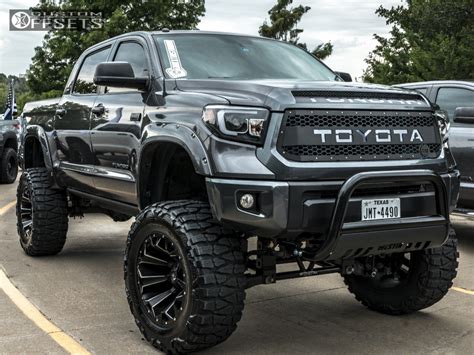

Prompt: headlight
[
  {"left": 435, "top": 110, "right": 450, "bottom": 142},
  {"left": 202, "top": 105, "right": 270, "bottom": 145}
]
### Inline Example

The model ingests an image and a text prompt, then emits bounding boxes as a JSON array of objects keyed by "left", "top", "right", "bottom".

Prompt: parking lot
[{"left": 0, "top": 178, "right": 473, "bottom": 354}]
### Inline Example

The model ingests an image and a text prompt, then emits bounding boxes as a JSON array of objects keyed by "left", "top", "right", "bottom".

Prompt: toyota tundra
[{"left": 18, "top": 31, "right": 460, "bottom": 353}]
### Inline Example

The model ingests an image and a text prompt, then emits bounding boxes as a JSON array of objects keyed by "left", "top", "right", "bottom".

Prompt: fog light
[{"left": 240, "top": 194, "right": 255, "bottom": 209}]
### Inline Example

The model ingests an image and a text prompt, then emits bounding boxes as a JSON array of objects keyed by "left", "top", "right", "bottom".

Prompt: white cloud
[
  {"left": 0, "top": 0, "right": 44, "bottom": 75},
  {"left": 0, "top": 0, "right": 403, "bottom": 80}
]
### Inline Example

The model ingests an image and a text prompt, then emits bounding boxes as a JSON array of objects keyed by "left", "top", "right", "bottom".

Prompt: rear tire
[
  {"left": 0, "top": 148, "right": 18, "bottom": 184},
  {"left": 344, "top": 229, "right": 459, "bottom": 315},
  {"left": 16, "top": 168, "right": 69, "bottom": 256},
  {"left": 124, "top": 200, "right": 246, "bottom": 354}
]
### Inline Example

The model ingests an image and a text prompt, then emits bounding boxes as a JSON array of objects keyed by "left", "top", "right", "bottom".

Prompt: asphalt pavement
[{"left": 0, "top": 177, "right": 473, "bottom": 354}]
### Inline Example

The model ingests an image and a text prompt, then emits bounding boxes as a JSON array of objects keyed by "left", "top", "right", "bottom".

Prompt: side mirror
[
  {"left": 93, "top": 62, "right": 149, "bottom": 90},
  {"left": 335, "top": 71, "right": 353, "bottom": 82},
  {"left": 453, "top": 107, "right": 474, "bottom": 124}
]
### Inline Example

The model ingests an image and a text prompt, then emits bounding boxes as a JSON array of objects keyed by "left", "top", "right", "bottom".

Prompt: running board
[{"left": 68, "top": 188, "right": 139, "bottom": 216}]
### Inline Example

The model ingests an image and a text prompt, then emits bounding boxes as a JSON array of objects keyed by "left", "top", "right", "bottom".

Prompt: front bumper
[{"left": 206, "top": 170, "right": 460, "bottom": 261}]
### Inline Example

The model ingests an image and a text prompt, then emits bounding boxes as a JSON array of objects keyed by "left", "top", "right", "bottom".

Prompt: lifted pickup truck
[
  {"left": 0, "top": 119, "right": 19, "bottom": 184},
  {"left": 19, "top": 31, "right": 460, "bottom": 353}
]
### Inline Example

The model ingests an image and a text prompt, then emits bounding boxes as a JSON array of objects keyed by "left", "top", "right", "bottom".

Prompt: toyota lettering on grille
[
  {"left": 313, "top": 129, "right": 424, "bottom": 144},
  {"left": 277, "top": 109, "right": 442, "bottom": 162}
]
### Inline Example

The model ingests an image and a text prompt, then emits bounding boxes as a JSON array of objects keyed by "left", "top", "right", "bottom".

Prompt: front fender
[
  {"left": 137, "top": 123, "right": 213, "bottom": 210},
  {"left": 141, "top": 122, "right": 212, "bottom": 176},
  {"left": 0, "top": 130, "right": 17, "bottom": 151}
]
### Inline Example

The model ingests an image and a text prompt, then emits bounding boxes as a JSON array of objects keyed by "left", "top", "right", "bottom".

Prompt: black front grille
[
  {"left": 285, "top": 111, "right": 434, "bottom": 127},
  {"left": 277, "top": 109, "right": 442, "bottom": 162},
  {"left": 284, "top": 144, "right": 441, "bottom": 160}
]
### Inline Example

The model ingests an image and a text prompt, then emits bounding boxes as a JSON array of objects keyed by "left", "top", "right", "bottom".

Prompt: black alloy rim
[
  {"left": 137, "top": 233, "right": 187, "bottom": 329},
  {"left": 19, "top": 184, "right": 33, "bottom": 243}
]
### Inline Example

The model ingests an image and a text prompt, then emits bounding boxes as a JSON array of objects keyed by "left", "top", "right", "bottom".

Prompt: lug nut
[{"left": 240, "top": 194, "right": 255, "bottom": 209}]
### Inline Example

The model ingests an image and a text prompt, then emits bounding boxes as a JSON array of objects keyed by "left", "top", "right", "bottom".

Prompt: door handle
[
  {"left": 55, "top": 108, "right": 66, "bottom": 117},
  {"left": 92, "top": 104, "right": 105, "bottom": 116}
]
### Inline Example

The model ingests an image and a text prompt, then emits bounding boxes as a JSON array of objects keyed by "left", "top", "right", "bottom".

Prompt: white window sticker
[{"left": 164, "top": 40, "right": 187, "bottom": 79}]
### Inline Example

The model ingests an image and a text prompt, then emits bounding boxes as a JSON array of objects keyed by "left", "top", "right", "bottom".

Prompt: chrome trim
[{"left": 60, "top": 162, "right": 136, "bottom": 182}]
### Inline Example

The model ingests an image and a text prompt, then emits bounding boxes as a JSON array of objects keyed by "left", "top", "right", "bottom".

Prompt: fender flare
[
  {"left": 137, "top": 123, "right": 212, "bottom": 209},
  {"left": 0, "top": 130, "right": 18, "bottom": 149},
  {"left": 22, "top": 125, "right": 55, "bottom": 171}
]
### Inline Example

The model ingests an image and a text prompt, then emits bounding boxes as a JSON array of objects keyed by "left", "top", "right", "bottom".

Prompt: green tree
[
  {"left": 364, "top": 0, "right": 474, "bottom": 84},
  {"left": 259, "top": 0, "right": 333, "bottom": 60},
  {"left": 26, "top": 0, "right": 206, "bottom": 94}
]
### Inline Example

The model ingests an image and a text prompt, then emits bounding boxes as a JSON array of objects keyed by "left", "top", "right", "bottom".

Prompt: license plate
[{"left": 361, "top": 198, "right": 401, "bottom": 221}]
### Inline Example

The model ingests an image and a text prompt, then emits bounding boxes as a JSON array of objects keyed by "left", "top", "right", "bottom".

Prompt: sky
[{"left": 0, "top": 0, "right": 402, "bottom": 80}]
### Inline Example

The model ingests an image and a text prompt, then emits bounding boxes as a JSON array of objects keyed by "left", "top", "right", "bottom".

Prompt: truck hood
[{"left": 174, "top": 79, "right": 431, "bottom": 111}]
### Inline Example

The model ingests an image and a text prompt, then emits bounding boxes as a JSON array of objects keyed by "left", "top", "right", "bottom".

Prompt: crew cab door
[
  {"left": 89, "top": 39, "right": 150, "bottom": 204},
  {"left": 54, "top": 45, "right": 111, "bottom": 191},
  {"left": 434, "top": 85, "right": 474, "bottom": 206}
]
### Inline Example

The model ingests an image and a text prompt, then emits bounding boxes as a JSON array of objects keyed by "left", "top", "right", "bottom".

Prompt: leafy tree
[
  {"left": 26, "top": 0, "right": 206, "bottom": 94},
  {"left": 312, "top": 42, "right": 334, "bottom": 61},
  {"left": 259, "top": 0, "right": 333, "bottom": 60},
  {"left": 364, "top": 0, "right": 474, "bottom": 84}
]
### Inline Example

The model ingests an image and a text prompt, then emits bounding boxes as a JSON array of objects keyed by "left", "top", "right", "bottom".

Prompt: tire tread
[
  {"left": 124, "top": 200, "right": 246, "bottom": 354},
  {"left": 344, "top": 229, "right": 459, "bottom": 315},
  {"left": 16, "top": 168, "right": 68, "bottom": 256}
]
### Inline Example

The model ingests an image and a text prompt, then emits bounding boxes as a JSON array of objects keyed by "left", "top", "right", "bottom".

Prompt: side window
[
  {"left": 73, "top": 47, "right": 110, "bottom": 94},
  {"left": 436, "top": 87, "right": 474, "bottom": 120},
  {"left": 106, "top": 42, "right": 148, "bottom": 93}
]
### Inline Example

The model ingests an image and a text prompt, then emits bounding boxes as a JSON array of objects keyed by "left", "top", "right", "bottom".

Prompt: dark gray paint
[{"left": 20, "top": 31, "right": 460, "bottom": 243}]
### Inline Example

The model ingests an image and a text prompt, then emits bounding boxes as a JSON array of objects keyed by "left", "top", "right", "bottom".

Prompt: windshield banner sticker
[{"left": 164, "top": 40, "right": 187, "bottom": 79}]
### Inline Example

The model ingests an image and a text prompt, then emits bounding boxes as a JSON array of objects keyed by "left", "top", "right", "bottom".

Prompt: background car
[
  {"left": 0, "top": 118, "right": 19, "bottom": 184},
  {"left": 396, "top": 81, "right": 474, "bottom": 211}
]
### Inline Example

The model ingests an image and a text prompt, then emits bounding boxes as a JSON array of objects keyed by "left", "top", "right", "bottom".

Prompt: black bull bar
[{"left": 313, "top": 169, "right": 450, "bottom": 261}]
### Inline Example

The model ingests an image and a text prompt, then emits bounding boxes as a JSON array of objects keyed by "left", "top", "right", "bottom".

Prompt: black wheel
[
  {"left": 16, "top": 168, "right": 69, "bottom": 256},
  {"left": 125, "top": 200, "right": 246, "bottom": 354},
  {"left": 344, "top": 229, "right": 459, "bottom": 315},
  {"left": 0, "top": 148, "right": 18, "bottom": 184}
]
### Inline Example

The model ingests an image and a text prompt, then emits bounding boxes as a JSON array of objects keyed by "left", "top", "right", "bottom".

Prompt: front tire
[
  {"left": 16, "top": 168, "right": 69, "bottom": 256},
  {"left": 124, "top": 200, "right": 246, "bottom": 354},
  {"left": 0, "top": 147, "right": 18, "bottom": 184},
  {"left": 344, "top": 229, "right": 459, "bottom": 315}
]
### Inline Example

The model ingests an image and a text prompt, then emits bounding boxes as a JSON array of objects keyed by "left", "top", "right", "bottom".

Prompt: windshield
[{"left": 154, "top": 34, "right": 336, "bottom": 81}]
